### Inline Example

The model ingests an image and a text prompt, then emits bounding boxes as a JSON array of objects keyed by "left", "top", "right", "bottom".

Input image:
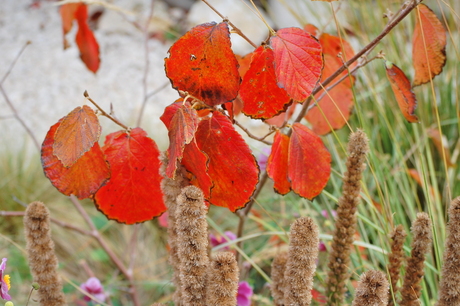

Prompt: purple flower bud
[
  {"left": 0, "top": 258, "right": 11, "bottom": 301},
  {"left": 237, "top": 281, "right": 253, "bottom": 306},
  {"left": 209, "top": 231, "right": 237, "bottom": 250}
]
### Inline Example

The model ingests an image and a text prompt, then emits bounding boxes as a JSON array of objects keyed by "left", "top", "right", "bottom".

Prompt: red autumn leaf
[
  {"left": 160, "top": 101, "right": 200, "bottom": 178},
  {"left": 305, "top": 54, "right": 354, "bottom": 135},
  {"left": 240, "top": 46, "right": 291, "bottom": 119},
  {"left": 75, "top": 4, "right": 100, "bottom": 73},
  {"left": 385, "top": 61, "right": 419, "bottom": 123},
  {"left": 53, "top": 105, "right": 101, "bottom": 167},
  {"left": 412, "top": 3, "right": 447, "bottom": 86},
  {"left": 225, "top": 52, "right": 254, "bottom": 119},
  {"left": 319, "top": 32, "right": 356, "bottom": 87},
  {"left": 270, "top": 27, "right": 323, "bottom": 102},
  {"left": 266, "top": 131, "right": 291, "bottom": 194},
  {"left": 94, "top": 128, "right": 165, "bottom": 224},
  {"left": 60, "top": 3, "right": 82, "bottom": 49},
  {"left": 288, "top": 123, "right": 331, "bottom": 199},
  {"left": 181, "top": 139, "right": 213, "bottom": 199},
  {"left": 165, "top": 22, "right": 240, "bottom": 106},
  {"left": 191, "top": 111, "right": 259, "bottom": 211},
  {"left": 42, "top": 120, "right": 110, "bottom": 199}
]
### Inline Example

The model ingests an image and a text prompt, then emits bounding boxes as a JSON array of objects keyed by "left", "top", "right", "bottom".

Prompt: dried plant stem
[
  {"left": 388, "top": 225, "right": 407, "bottom": 306},
  {"left": 351, "top": 270, "right": 389, "bottom": 306},
  {"left": 326, "top": 130, "right": 369, "bottom": 305},
  {"left": 206, "top": 252, "right": 239, "bottom": 305},
  {"left": 69, "top": 195, "right": 141, "bottom": 306},
  {"left": 400, "top": 212, "right": 432, "bottom": 306},
  {"left": 270, "top": 251, "right": 288, "bottom": 306},
  {"left": 160, "top": 153, "right": 189, "bottom": 305},
  {"left": 176, "top": 186, "right": 209, "bottom": 305},
  {"left": 24, "top": 201, "right": 67, "bottom": 306},
  {"left": 83, "top": 91, "right": 129, "bottom": 130},
  {"left": 284, "top": 217, "right": 320, "bottom": 306},
  {"left": 436, "top": 197, "right": 460, "bottom": 306}
]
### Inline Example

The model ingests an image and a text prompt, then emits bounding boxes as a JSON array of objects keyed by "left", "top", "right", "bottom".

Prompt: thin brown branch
[
  {"left": 234, "top": 119, "right": 273, "bottom": 145},
  {"left": 0, "top": 41, "right": 31, "bottom": 85},
  {"left": 136, "top": 0, "right": 156, "bottom": 127},
  {"left": 83, "top": 91, "right": 130, "bottom": 130},
  {"left": 294, "top": 0, "right": 423, "bottom": 123},
  {"left": 69, "top": 195, "right": 141, "bottom": 306},
  {"left": 201, "top": 0, "right": 257, "bottom": 48}
]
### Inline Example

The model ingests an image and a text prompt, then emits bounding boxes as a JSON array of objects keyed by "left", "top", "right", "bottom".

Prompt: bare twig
[
  {"left": 84, "top": 91, "right": 130, "bottom": 130},
  {"left": 201, "top": 0, "right": 258, "bottom": 48},
  {"left": 234, "top": 119, "right": 273, "bottom": 145},
  {"left": 136, "top": 0, "right": 156, "bottom": 127},
  {"left": 1, "top": 41, "right": 40, "bottom": 150},
  {"left": 69, "top": 195, "right": 141, "bottom": 306}
]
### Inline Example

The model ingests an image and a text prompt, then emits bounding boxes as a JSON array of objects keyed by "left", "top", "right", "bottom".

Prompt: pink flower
[
  {"left": 158, "top": 212, "right": 168, "bottom": 228},
  {"left": 209, "top": 231, "right": 237, "bottom": 250},
  {"left": 319, "top": 241, "right": 327, "bottom": 252},
  {"left": 1, "top": 258, "right": 11, "bottom": 301},
  {"left": 80, "top": 277, "right": 106, "bottom": 302},
  {"left": 237, "top": 281, "right": 253, "bottom": 306}
]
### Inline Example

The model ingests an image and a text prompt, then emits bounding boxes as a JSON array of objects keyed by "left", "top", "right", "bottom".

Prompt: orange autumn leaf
[
  {"left": 42, "top": 120, "right": 110, "bottom": 199},
  {"left": 288, "top": 123, "right": 331, "bottom": 199},
  {"left": 94, "top": 128, "right": 165, "bottom": 224},
  {"left": 412, "top": 3, "right": 447, "bottom": 86},
  {"left": 266, "top": 131, "right": 291, "bottom": 195},
  {"left": 427, "top": 128, "right": 455, "bottom": 168},
  {"left": 305, "top": 53, "right": 354, "bottom": 135},
  {"left": 75, "top": 4, "right": 100, "bottom": 73},
  {"left": 165, "top": 22, "right": 240, "bottom": 107},
  {"left": 53, "top": 105, "right": 101, "bottom": 167},
  {"left": 160, "top": 101, "right": 200, "bottom": 178},
  {"left": 191, "top": 111, "right": 259, "bottom": 211},
  {"left": 270, "top": 27, "right": 323, "bottom": 102},
  {"left": 385, "top": 61, "right": 419, "bottom": 123},
  {"left": 240, "top": 46, "right": 291, "bottom": 119},
  {"left": 303, "top": 24, "right": 319, "bottom": 38}
]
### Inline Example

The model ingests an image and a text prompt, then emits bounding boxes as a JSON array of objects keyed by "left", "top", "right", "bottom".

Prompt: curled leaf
[
  {"left": 270, "top": 27, "right": 323, "bottom": 102},
  {"left": 75, "top": 4, "right": 100, "bottom": 73},
  {"left": 53, "top": 105, "right": 101, "bottom": 167},
  {"left": 165, "top": 22, "right": 240, "bottom": 106},
  {"left": 385, "top": 61, "right": 419, "bottom": 123},
  {"left": 94, "top": 128, "right": 165, "bottom": 224},
  {"left": 412, "top": 3, "right": 447, "bottom": 86},
  {"left": 42, "top": 120, "right": 110, "bottom": 199},
  {"left": 160, "top": 101, "right": 200, "bottom": 178}
]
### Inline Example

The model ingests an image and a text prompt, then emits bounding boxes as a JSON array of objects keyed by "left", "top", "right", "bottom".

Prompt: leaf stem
[
  {"left": 84, "top": 91, "right": 130, "bottom": 130},
  {"left": 234, "top": 119, "right": 273, "bottom": 145},
  {"left": 201, "top": 0, "right": 258, "bottom": 48}
]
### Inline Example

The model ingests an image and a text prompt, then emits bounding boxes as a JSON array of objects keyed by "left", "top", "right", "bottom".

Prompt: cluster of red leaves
[
  {"left": 41, "top": 106, "right": 165, "bottom": 224},
  {"left": 163, "top": 21, "right": 332, "bottom": 209},
  {"left": 60, "top": 3, "right": 100, "bottom": 73},
  {"left": 385, "top": 3, "right": 447, "bottom": 123}
]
